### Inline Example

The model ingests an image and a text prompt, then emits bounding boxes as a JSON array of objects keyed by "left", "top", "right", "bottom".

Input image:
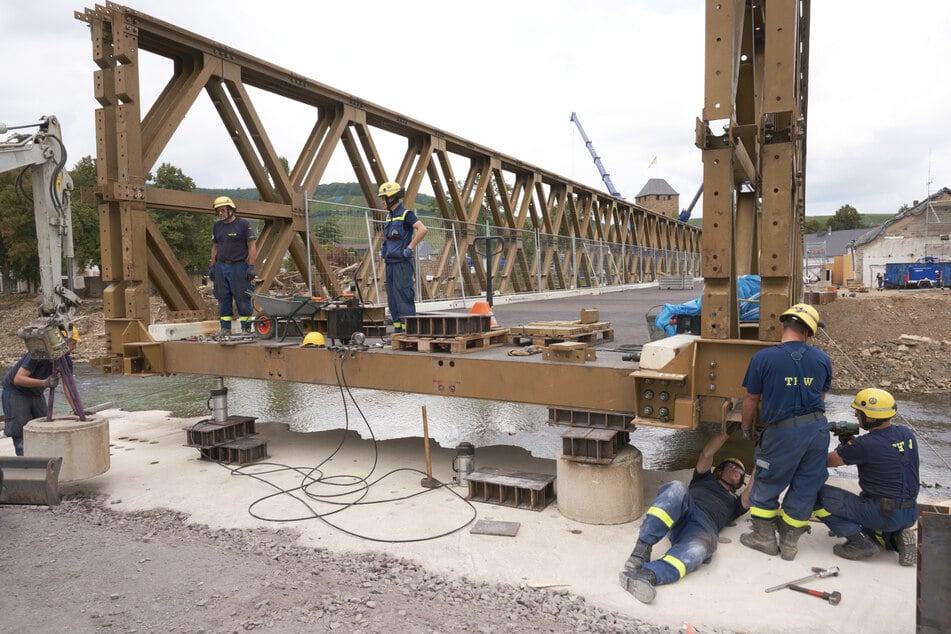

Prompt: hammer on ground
[
  {"left": 788, "top": 584, "right": 842, "bottom": 606},
  {"left": 765, "top": 565, "right": 839, "bottom": 593}
]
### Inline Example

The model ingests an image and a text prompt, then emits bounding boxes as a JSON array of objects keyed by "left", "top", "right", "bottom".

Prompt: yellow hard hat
[
  {"left": 377, "top": 181, "right": 403, "bottom": 198},
  {"left": 713, "top": 457, "right": 746, "bottom": 491},
  {"left": 213, "top": 196, "right": 236, "bottom": 210},
  {"left": 780, "top": 303, "right": 822, "bottom": 335},
  {"left": 301, "top": 331, "right": 326, "bottom": 348},
  {"left": 851, "top": 388, "right": 897, "bottom": 419}
]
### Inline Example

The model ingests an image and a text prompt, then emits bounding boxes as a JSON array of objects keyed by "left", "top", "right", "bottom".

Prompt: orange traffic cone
[{"left": 470, "top": 300, "right": 499, "bottom": 328}]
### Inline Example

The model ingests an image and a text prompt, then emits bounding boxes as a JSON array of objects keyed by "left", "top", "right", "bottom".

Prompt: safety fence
[{"left": 304, "top": 198, "right": 701, "bottom": 305}]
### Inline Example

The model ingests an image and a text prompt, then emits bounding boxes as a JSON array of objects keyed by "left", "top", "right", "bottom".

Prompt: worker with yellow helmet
[
  {"left": 209, "top": 196, "right": 257, "bottom": 337},
  {"left": 377, "top": 182, "right": 427, "bottom": 335},
  {"left": 2, "top": 325, "right": 81, "bottom": 455},
  {"left": 739, "top": 302, "right": 832, "bottom": 561},
  {"left": 814, "top": 388, "right": 919, "bottom": 566}
]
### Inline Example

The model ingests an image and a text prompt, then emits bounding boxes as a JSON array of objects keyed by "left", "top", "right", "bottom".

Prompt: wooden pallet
[
  {"left": 506, "top": 321, "right": 614, "bottom": 347},
  {"left": 845, "top": 279, "right": 868, "bottom": 293},
  {"left": 392, "top": 328, "right": 509, "bottom": 354}
]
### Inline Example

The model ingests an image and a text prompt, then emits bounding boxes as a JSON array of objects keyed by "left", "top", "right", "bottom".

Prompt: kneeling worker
[
  {"left": 619, "top": 428, "right": 752, "bottom": 604},
  {"left": 814, "top": 388, "right": 919, "bottom": 566}
]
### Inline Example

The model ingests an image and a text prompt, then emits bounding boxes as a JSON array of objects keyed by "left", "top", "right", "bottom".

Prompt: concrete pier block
[
  {"left": 555, "top": 445, "right": 643, "bottom": 525},
  {"left": 24, "top": 414, "right": 110, "bottom": 483}
]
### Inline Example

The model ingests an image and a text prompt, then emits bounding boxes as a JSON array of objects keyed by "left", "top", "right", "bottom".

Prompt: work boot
[
  {"left": 777, "top": 521, "right": 811, "bottom": 561},
  {"left": 623, "top": 540, "right": 653, "bottom": 573},
  {"left": 833, "top": 531, "right": 880, "bottom": 561},
  {"left": 740, "top": 517, "right": 780, "bottom": 556},
  {"left": 218, "top": 328, "right": 231, "bottom": 338},
  {"left": 894, "top": 528, "right": 917, "bottom": 566},
  {"left": 619, "top": 568, "right": 656, "bottom": 604}
]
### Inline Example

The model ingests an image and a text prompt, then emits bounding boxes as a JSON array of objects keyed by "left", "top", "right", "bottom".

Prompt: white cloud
[{"left": 3, "top": 0, "right": 949, "bottom": 217}]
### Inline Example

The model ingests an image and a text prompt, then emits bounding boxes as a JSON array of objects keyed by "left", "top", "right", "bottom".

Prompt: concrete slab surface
[{"left": 15, "top": 408, "right": 941, "bottom": 634}]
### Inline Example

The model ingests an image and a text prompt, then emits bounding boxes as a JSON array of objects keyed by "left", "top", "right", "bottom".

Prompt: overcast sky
[{"left": 4, "top": 1, "right": 950, "bottom": 216}]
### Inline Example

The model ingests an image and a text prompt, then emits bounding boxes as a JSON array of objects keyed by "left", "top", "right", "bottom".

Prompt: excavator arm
[{"left": 0, "top": 115, "right": 82, "bottom": 359}]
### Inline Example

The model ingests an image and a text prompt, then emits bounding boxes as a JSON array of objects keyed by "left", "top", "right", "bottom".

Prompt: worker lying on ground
[
  {"left": 619, "top": 427, "right": 752, "bottom": 604},
  {"left": 814, "top": 388, "right": 919, "bottom": 566}
]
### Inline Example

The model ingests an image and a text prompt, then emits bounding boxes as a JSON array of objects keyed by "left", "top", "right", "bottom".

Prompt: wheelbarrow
[{"left": 251, "top": 293, "right": 329, "bottom": 341}]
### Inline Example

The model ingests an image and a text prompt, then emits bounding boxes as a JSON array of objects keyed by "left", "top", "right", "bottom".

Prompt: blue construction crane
[{"left": 569, "top": 112, "right": 622, "bottom": 199}]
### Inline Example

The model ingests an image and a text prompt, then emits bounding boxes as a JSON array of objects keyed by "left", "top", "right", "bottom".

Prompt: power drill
[
  {"left": 829, "top": 420, "right": 860, "bottom": 436},
  {"left": 829, "top": 420, "right": 860, "bottom": 443}
]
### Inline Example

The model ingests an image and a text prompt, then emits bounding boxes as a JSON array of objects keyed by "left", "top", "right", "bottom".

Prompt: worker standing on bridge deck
[
  {"left": 209, "top": 196, "right": 257, "bottom": 337},
  {"left": 618, "top": 429, "right": 751, "bottom": 604},
  {"left": 814, "top": 388, "right": 919, "bottom": 566},
  {"left": 2, "top": 326, "right": 80, "bottom": 456},
  {"left": 378, "top": 182, "right": 427, "bottom": 335},
  {"left": 739, "top": 303, "right": 832, "bottom": 561}
]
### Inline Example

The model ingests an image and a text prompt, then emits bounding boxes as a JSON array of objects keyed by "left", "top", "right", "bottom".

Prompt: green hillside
[{"left": 196, "top": 183, "right": 439, "bottom": 215}]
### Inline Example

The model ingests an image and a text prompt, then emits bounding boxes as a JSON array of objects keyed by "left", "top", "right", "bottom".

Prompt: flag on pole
[{"left": 647, "top": 156, "right": 657, "bottom": 169}]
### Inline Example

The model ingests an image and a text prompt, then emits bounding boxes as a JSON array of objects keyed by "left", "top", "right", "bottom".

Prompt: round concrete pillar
[
  {"left": 556, "top": 445, "right": 643, "bottom": 525},
  {"left": 24, "top": 414, "right": 110, "bottom": 483}
]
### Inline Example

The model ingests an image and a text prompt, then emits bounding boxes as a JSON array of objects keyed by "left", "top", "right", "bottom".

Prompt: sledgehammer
[{"left": 788, "top": 584, "right": 841, "bottom": 606}]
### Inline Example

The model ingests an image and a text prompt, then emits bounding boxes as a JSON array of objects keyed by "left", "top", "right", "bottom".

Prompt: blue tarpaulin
[{"left": 654, "top": 275, "right": 762, "bottom": 336}]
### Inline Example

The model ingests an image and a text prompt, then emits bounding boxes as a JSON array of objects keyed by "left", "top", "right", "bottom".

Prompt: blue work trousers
[
  {"left": 749, "top": 419, "right": 829, "bottom": 523},
  {"left": 2, "top": 389, "right": 47, "bottom": 456},
  {"left": 815, "top": 485, "right": 916, "bottom": 546},
  {"left": 638, "top": 481, "right": 719, "bottom": 586},
  {"left": 213, "top": 261, "right": 253, "bottom": 330},
  {"left": 385, "top": 259, "right": 416, "bottom": 332}
]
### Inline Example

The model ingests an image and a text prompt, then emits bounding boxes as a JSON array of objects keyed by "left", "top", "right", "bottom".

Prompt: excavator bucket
[{"left": 0, "top": 456, "right": 63, "bottom": 506}]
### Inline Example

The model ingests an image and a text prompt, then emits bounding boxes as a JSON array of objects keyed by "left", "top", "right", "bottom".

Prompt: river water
[{"left": 67, "top": 363, "right": 951, "bottom": 495}]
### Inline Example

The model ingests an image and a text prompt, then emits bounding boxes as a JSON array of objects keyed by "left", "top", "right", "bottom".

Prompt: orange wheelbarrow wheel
[{"left": 254, "top": 314, "right": 276, "bottom": 340}]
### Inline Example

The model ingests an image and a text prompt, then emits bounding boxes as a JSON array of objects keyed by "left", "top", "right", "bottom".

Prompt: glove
[
  {"left": 403, "top": 248, "right": 413, "bottom": 258},
  {"left": 741, "top": 426, "right": 753, "bottom": 441},
  {"left": 836, "top": 433, "right": 856, "bottom": 445},
  {"left": 207, "top": 266, "right": 215, "bottom": 282},
  {"left": 44, "top": 375, "right": 59, "bottom": 389},
  {"left": 246, "top": 266, "right": 256, "bottom": 282}
]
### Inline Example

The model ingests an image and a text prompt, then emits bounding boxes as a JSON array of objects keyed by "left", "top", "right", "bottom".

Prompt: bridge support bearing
[
  {"left": 555, "top": 445, "right": 643, "bottom": 524},
  {"left": 24, "top": 414, "right": 110, "bottom": 483}
]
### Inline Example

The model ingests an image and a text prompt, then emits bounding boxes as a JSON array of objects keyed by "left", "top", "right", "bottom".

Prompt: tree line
[{"left": 0, "top": 155, "right": 894, "bottom": 297}]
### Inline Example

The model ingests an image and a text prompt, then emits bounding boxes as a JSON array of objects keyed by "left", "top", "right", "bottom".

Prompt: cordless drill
[{"left": 829, "top": 420, "right": 860, "bottom": 444}]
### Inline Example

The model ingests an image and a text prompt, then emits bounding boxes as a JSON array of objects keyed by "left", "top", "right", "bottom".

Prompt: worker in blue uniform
[
  {"left": 378, "top": 182, "right": 427, "bottom": 335},
  {"left": 739, "top": 303, "right": 832, "bottom": 561},
  {"left": 814, "top": 388, "right": 919, "bottom": 566},
  {"left": 619, "top": 429, "right": 751, "bottom": 604},
  {"left": 209, "top": 196, "right": 257, "bottom": 337},
  {"left": 2, "top": 326, "right": 80, "bottom": 455}
]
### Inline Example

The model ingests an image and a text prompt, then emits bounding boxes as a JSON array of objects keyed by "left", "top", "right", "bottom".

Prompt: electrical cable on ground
[{"left": 210, "top": 345, "right": 477, "bottom": 543}]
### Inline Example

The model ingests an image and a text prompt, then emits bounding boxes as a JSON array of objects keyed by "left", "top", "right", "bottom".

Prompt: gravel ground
[{"left": 0, "top": 494, "right": 674, "bottom": 634}]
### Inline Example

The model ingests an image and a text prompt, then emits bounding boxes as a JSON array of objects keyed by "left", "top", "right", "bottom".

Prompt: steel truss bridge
[
  {"left": 74, "top": 1, "right": 807, "bottom": 427},
  {"left": 76, "top": 1, "right": 700, "bottom": 347}
]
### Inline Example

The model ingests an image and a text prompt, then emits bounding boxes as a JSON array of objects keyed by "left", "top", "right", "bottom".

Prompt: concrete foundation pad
[
  {"left": 556, "top": 445, "right": 643, "bottom": 524},
  {"left": 24, "top": 414, "right": 110, "bottom": 483}
]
